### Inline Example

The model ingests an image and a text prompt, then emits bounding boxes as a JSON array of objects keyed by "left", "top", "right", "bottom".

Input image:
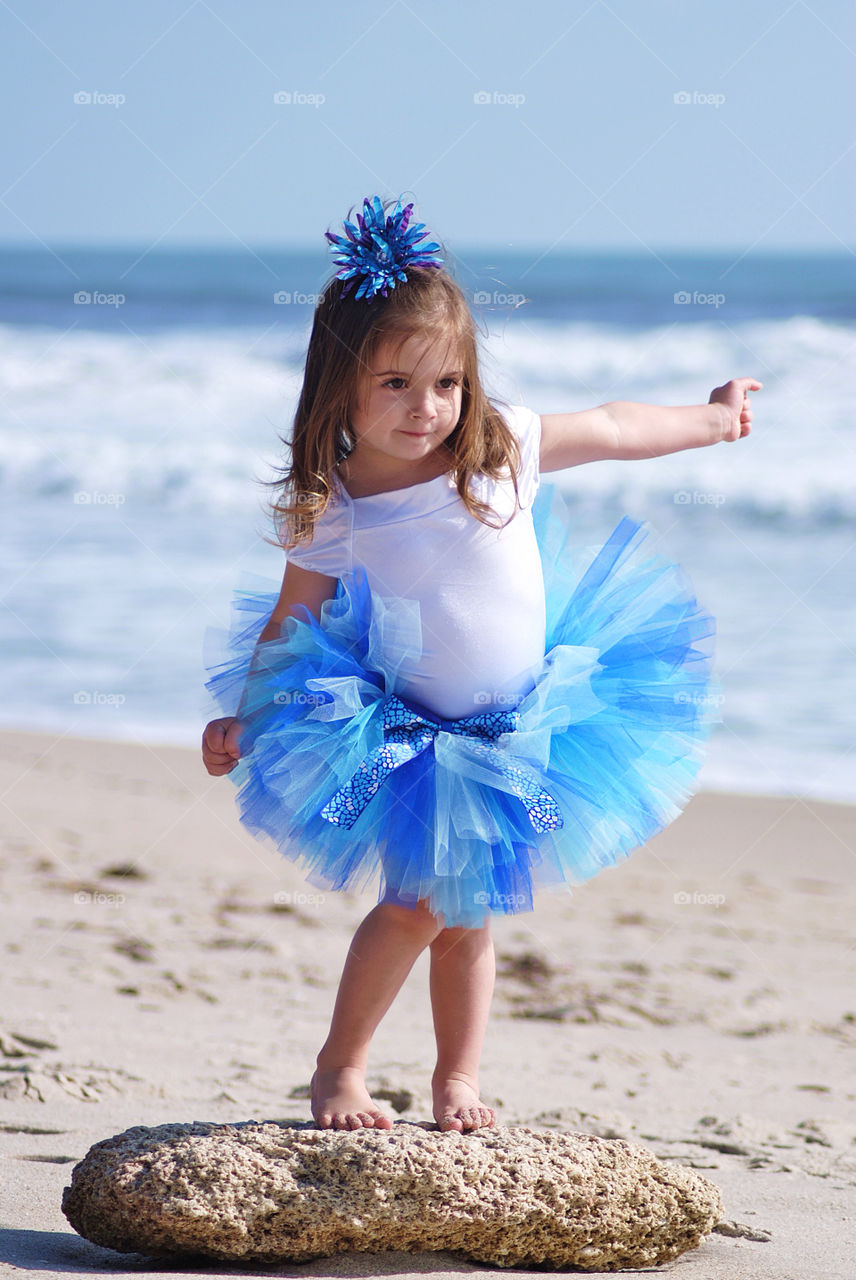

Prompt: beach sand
[{"left": 0, "top": 728, "right": 854, "bottom": 1279}]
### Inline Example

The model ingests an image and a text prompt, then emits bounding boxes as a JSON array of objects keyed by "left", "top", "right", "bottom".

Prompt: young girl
[{"left": 202, "top": 195, "right": 759, "bottom": 1136}]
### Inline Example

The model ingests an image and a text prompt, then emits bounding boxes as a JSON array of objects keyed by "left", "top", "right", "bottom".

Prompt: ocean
[{"left": 1, "top": 245, "right": 853, "bottom": 803}]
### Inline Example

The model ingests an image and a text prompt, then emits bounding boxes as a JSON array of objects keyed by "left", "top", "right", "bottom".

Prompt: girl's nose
[{"left": 408, "top": 390, "right": 437, "bottom": 420}]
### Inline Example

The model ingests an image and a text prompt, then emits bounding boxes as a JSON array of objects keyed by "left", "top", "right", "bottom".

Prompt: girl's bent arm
[
  {"left": 204, "top": 563, "right": 339, "bottom": 771},
  {"left": 258, "top": 561, "right": 339, "bottom": 643},
  {"left": 235, "top": 563, "right": 338, "bottom": 719}
]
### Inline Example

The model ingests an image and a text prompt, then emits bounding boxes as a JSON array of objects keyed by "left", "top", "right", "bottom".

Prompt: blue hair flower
[{"left": 325, "top": 196, "right": 443, "bottom": 301}]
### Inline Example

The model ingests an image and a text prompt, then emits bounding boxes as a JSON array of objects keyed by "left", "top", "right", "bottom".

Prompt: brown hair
[{"left": 264, "top": 256, "right": 522, "bottom": 550}]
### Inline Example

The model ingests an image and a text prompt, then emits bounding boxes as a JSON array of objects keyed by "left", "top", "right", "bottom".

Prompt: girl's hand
[
  {"left": 709, "top": 377, "right": 763, "bottom": 441},
  {"left": 202, "top": 717, "right": 245, "bottom": 776}
]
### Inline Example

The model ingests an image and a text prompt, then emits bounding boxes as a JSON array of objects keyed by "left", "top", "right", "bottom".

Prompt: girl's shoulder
[
  {"left": 284, "top": 483, "right": 352, "bottom": 577},
  {"left": 496, "top": 403, "right": 542, "bottom": 508},
  {"left": 500, "top": 402, "right": 541, "bottom": 451}
]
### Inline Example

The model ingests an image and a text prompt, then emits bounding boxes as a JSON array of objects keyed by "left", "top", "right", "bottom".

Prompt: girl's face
[{"left": 349, "top": 334, "right": 463, "bottom": 473}]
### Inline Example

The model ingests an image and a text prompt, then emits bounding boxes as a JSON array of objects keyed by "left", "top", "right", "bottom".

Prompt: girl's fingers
[
  {"left": 224, "top": 720, "right": 244, "bottom": 758},
  {"left": 205, "top": 745, "right": 239, "bottom": 768},
  {"left": 202, "top": 719, "right": 243, "bottom": 760}
]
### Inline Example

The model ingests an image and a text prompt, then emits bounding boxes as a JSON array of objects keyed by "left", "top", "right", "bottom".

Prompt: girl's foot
[
  {"left": 310, "top": 1066, "right": 393, "bottom": 1131},
  {"left": 432, "top": 1072, "right": 496, "bottom": 1132}
]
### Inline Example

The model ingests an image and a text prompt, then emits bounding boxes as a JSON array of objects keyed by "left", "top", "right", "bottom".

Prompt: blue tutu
[{"left": 204, "top": 483, "right": 721, "bottom": 928}]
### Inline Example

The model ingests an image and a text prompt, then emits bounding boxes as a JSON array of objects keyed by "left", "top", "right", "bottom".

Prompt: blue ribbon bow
[{"left": 320, "top": 694, "right": 563, "bottom": 834}]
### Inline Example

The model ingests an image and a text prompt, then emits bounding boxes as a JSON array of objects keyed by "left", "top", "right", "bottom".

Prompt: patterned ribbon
[{"left": 319, "top": 694, "right": 563, "bottom": 834}]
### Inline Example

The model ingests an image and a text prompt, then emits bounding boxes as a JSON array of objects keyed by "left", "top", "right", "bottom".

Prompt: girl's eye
[{"left": 381, "top": 377, "right": 460, "bottom": 391}]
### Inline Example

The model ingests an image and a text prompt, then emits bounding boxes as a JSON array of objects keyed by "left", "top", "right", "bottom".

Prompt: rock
[{"left": 62, "top": 1120, "right": 723, "bottom": 1271}]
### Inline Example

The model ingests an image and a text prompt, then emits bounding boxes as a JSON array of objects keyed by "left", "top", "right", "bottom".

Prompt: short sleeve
[
  {"left": 285, "top": 496, "right": 353, "bottom": 578},
  {"left": 502, "top": 404, "right": 542, "bottom": 508}
]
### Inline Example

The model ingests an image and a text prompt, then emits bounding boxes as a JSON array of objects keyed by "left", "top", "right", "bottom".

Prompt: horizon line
[{"left": 0, "top": 240, "right": 852, "bottom": 258}]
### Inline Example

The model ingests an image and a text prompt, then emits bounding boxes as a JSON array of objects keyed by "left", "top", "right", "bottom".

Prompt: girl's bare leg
[
  {"left": 429, "top": 920, "right": 497, "bottom": 1132},
  {"left": 312, "top": 899, "right": 442, "bottom": 1130}
]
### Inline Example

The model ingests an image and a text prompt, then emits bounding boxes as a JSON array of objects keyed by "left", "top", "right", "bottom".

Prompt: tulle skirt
[{"left": 203, "top": 484, "right": 721, "bottom": 928}]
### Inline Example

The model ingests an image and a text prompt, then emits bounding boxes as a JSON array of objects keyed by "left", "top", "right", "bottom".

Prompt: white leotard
[{"left": 286, "top": 404, "right": 546, "bottom": 720}]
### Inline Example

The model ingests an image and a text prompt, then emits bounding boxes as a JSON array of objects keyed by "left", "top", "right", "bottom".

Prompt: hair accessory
[{"left": 325, "top": 195, "right": 443, "bottom": 301}]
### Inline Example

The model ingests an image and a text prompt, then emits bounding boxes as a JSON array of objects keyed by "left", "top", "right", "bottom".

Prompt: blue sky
[{"left": 1, "top": 0, "right": 852, "bottom": 251}]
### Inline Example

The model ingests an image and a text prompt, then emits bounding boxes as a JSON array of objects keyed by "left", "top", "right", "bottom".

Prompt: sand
[{"left": 0, "top": 727, "right": 854, "bottom": 1279}]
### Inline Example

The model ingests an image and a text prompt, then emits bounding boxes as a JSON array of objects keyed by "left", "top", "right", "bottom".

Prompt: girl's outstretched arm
[{"left": 539, "top": 377, "right": 762, "bottom": 471}]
